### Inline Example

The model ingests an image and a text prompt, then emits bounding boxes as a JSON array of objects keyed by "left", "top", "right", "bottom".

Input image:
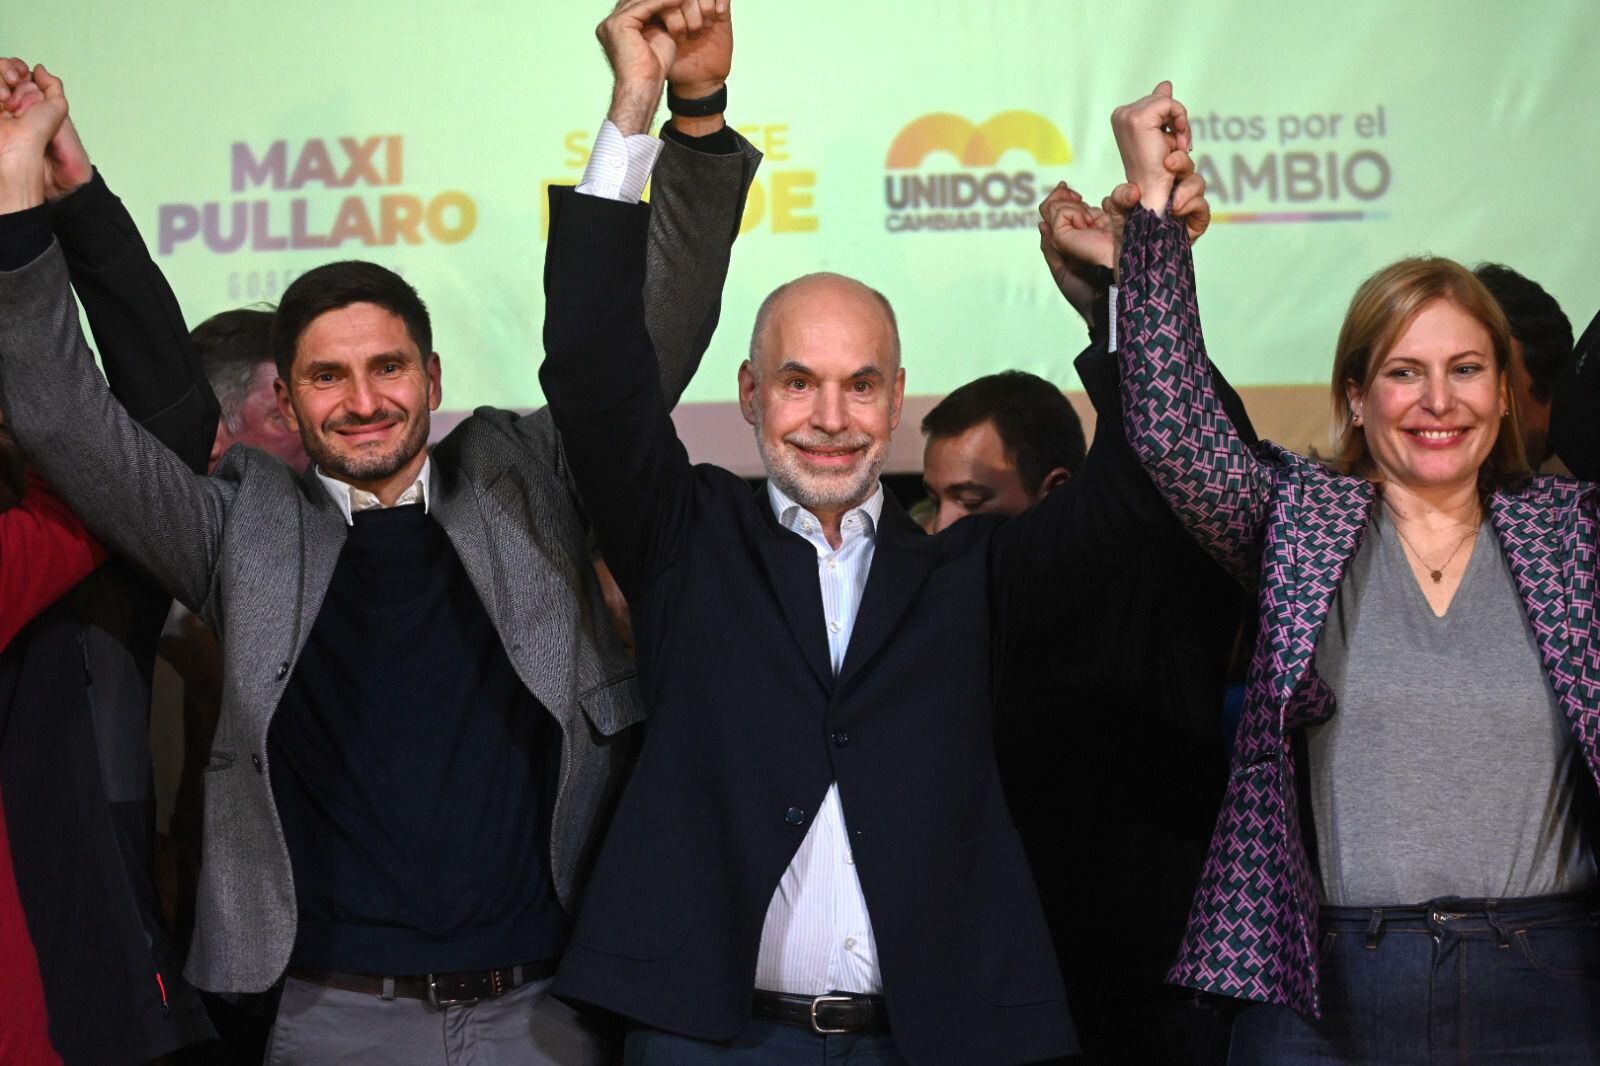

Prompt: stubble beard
[
  {"left": 754, "top": 410, "right": 887, "bottom": 516},
  {"left": 304, "top": 408, "right": 429, "bottom": 485}
]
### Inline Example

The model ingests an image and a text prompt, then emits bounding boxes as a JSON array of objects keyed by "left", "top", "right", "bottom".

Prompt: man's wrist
[
  {"left": 669, "top": 76, "right": 725, "bottom": 102},
  {"left": 608, "top": 81, "right": 664, "bottom": 137},
  {"left": 0, "top": 160, "right": 46, "bottom": 214},
  {"left": 665, "top": 81, "right": 726, "bottom": 138},
  {"left": 48, "top": 164, "right": 92, "bottom": 202},
  {"left": 667, "top": 113, "right": 725, "bottom": 138}
]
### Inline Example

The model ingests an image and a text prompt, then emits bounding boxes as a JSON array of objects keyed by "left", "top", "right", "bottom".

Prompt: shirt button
[
  {"left": 802, "top": 521, "right": 814, "bottom": 532},
  {"left": 276, "top": 661, "right": 290, "bottom": 680},
  {"left": 844, "top": 851, "right": 855, "bottom": 865},
  {"left": 828, "top": 621, "right": 841, "bottom": 634},
  {"left": 250, "top": 753, "right": 263, "bottom": 773},
  {"left": 832, "top": 732, "right": 849, "bottom": 748},
  {"left": 844, "top": 937, "right": 857, "bottom": 950},
  {"left": 784, "top": 807, "right": 805, "bottom": 826},
  {"left": 825, "top": 557, "right": 837, "bottom": 570}
]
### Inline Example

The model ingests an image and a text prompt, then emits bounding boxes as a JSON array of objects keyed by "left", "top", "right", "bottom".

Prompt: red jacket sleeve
[{"left": 0, "top": 469, "right": 106, "bottom": 653}]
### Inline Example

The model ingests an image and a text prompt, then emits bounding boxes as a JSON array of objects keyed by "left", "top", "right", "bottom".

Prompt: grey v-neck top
[{"left": 1308, "top": 511, "right": 1596, "bottom": 906}]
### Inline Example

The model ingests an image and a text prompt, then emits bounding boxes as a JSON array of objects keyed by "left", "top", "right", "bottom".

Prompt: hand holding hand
[
  {"left": 1110, "top": 81, "right": 1191, "bottom": 214},
  {"left": 0, "top": 62, "right": 68, "bottom": 212},
  {"left": 1102, "top": 151, "right": 1211, "bottom": 278},
  {"left": 598, "top": 0, "right": 723, "bottom": 135},
  {"left": 0, "top": 59, "right": 91, "bottom": 201},
  {"left": 1168, "top": 152, "right": 1210, "bottom": 245},
  {"left": 1037, "top": 181, "right": 1112, "bottom": 323}
]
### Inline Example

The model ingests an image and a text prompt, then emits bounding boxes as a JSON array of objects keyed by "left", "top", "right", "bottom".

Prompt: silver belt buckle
[
  {"left": 809, "top": 993, "right": 855, "bottom": 1034},
  {"left": 427, "top": 973, "right": 481, "bottom": 1009}
]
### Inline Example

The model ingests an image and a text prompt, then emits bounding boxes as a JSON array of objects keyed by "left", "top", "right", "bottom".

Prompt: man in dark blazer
[
  {"left": 0, "top": 11, "right": 756, "bottom": 1060},
  {"left": 991, "top": 181, "right": 1255, "bottom": 1066},
  {"left": 540, "top": 83, "right": 1109, "bottom": 1064}
]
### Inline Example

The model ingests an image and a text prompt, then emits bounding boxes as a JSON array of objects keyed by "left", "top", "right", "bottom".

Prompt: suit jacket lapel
[
  {"left": 429, "top": 461, "right": 501, "bottom": 622},
  {"left": 1491, "top": 489, "right": 1579, "bottom": 723},
  {"left": 754, "top": 491, "right": 835, "bottom": 691},
  {"left": 836, "top": 493, "right": 938, "bottom": 693},
  {"left": 1281, "top": 471, "right": 1372, "bottom": 729}
]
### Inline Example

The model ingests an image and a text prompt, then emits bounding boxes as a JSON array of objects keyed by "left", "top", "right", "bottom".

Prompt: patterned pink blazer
[{"left": 1115, "top": 206, "right": 1600, "bottom": 1016}]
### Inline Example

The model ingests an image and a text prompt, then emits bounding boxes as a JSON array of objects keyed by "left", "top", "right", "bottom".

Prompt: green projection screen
[{"left": 8, "top": 1, "right": 1598, "bottom": 471}]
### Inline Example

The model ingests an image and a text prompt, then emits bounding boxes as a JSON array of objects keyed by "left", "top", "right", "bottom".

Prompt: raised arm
[
  {"left": 0, "top": 65, "right": 226, "bottom": 611},
  {"left": 54, "top": 168, "right": 217, "bottom": 470},
  {"left": 1, "top": 57, "right": 219, "bottom": 470},
  {"left": 994, "top": 164, "right": 1261, "bottom": 584},
  {"left": 541, "top": 0, "right": 732, "bottom": 599},
  {"left": 1110, "top": 84, "right": 1273, "bottom": 585},
  {"left": 606, "top": 0, "right": 757, "bottom": 409}
]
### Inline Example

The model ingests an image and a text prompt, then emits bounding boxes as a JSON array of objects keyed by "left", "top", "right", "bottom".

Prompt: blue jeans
[
  {"left": 1228, "top": 894, "right": 1600, "bottom": 1064},
  {"left": 624, "top": 1020, "right": 907, "bottom": 1064}
]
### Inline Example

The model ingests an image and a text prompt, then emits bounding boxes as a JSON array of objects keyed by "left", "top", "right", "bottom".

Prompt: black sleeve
[
  {"left": 540, "top": 186, "right": 697, "bottom": 602},
  {"left": 0, "top": 203, "right": 52, "bottom": 270},
  {"left": 661, "top": 120, "right": 739, "bottom": 156},
  {"left": 1550, "top": 308, "right": 1600, "bottom": 480},
  {"left": 49, "top": 170, "right": 219, "bottom": 474}
]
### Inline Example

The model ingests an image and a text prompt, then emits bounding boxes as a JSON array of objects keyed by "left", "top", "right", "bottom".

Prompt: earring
[{"left": 1352, "top": 411, "right": 1363, "bottom": 427}]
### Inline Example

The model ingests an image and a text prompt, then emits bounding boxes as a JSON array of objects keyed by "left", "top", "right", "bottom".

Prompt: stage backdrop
[{"left": 9, "top": 1, "right": 1598, "bottom": 472}]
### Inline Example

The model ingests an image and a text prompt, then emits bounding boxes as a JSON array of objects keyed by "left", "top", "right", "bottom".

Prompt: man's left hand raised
[
  {"left": 0, "top": 58, "right": 92, "bottom": 202},
  {"left": 598, "top": 0, "right": 724, "bottom": 135},
  {"left": 0, "top": 62, "right": 67, "bottom": 213}
]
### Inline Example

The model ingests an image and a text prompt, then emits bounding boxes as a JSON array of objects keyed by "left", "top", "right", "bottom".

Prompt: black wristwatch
[{"left": 667, "top": 83, "right": 727, "bottom": 117}]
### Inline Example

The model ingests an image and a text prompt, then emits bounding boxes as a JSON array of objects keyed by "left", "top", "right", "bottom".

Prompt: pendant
[{"left": 1429, "top": 570, "right": 1442, "bottom": 583}]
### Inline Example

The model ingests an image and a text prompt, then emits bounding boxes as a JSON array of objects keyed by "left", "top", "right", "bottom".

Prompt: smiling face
[
  {"left": 739, "top": 275, "right": 905, "bottom": 520},
  {"left": 273, "top": 301, "right": 440, "bottom": 498},
  {"left": 1346, "top": 298, "right": 1508, "bottom": 496}
]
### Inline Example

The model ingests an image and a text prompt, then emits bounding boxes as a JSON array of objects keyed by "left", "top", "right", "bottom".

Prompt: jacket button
[
  {"left": 276, "top": 662, "right": 290, "bottom": 680},
  {"left": 251, "top": 754, "right": 263, "bottom": 773},
  {"left": 784, "top": 807, "right": 805, "bottom": 825},
  {"left": 831, "top": 732, "right": 849, "bottom": 748}
]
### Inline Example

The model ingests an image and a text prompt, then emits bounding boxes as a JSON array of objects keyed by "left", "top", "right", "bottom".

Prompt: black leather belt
[
  {"left": 288, "top": 959, "right": 556, "bottom": 1008},
  {"left": 752, "top": 990, "right": 889, "bottom": 1034}
]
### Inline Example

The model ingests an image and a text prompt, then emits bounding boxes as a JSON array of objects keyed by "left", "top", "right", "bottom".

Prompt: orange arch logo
[{"left": 885, "top": 111, "right": 1073, "bottom": 169}]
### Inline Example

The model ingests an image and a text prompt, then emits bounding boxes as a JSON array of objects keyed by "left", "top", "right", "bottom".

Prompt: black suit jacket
[
  {"left": 1551, "top": 307, "right": 1600, "bottom": 480},
  {"left": 991, "top": 333, "right": 1256, "bottom": 1026},
  {"left": 539, "top": 188, "right": 1215, "bottom": 1063}
]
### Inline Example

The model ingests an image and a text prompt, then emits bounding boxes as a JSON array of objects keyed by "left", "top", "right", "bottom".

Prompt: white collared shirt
[
  {"left": 315, "top": 456, "right": 432, "bottom": 526},
  {"left": 752, "top": 481, "right": 885, "bottom": 995}
]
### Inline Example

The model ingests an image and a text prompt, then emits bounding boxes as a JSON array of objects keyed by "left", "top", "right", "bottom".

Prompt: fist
[{"left": 1111, "top": 81, "right": 1191, "bottom": 214}]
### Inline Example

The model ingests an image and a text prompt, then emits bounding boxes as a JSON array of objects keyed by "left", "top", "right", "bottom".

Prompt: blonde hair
[{"left": 1327, "top": 256, "right": 1529, "bottom": 491}]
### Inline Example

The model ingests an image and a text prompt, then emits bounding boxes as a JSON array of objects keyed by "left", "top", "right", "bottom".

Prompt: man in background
[
  {"left": 194, "top": 307, "right": 310, "bottom": 474},
  {"left": 1474, "top": 263, "right": 1574, "bottom": 472},
  {"left": 920, "top": 369, "right": 1085, "bottom": 533}
]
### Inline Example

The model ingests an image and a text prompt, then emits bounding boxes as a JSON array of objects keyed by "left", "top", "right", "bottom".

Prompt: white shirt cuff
[
  {"left": 575, "top": 120, "right": 665, "bottom": 203},
  {"left": 1108, "top": 283, "right": 1119, "bottom": 353}
]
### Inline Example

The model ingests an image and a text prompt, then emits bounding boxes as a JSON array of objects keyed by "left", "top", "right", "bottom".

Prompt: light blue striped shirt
[{"left": 753, "top": 481, "right": 886, "bottom": 995}]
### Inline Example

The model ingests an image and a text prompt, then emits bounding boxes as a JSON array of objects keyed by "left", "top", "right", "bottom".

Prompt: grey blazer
[{"left": 0, "top": 133, "right": 760, "bottom": 993}]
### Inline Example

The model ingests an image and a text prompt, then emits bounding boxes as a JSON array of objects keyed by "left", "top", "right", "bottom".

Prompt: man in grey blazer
[{"left": 0, "top": 1, "right": 756, "bottom": 1060}]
